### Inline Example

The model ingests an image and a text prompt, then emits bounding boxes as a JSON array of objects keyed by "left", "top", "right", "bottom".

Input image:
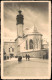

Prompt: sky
[{"left": 3, "top": 2, "right": 49, "bottom": 42}]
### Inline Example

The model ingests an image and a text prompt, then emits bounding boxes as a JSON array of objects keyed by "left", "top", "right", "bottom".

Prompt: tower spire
[{"left": 33, "top": 24, "right": 37, "bottom": 33}]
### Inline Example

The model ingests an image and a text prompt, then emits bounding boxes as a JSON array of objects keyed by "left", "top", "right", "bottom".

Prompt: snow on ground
[{"left": 3, "top": 58, "right": 49, "bottom": 78}]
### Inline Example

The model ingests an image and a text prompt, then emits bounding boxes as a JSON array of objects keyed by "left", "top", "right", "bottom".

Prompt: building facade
[{"left": 4, "top": 10, "right": 48, "bottom": 60}]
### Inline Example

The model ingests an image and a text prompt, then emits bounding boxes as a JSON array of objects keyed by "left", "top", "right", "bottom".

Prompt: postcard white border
[{"left": 1, "top": 1, "right": 51, "bottom": 79}]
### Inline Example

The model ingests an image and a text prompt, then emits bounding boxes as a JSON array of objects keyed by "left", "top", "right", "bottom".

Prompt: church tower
[{"left": 16, "top": 10, "right": 24, "bottom": 37}]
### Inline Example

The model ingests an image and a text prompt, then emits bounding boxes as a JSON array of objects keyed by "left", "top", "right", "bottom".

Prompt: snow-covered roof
[{"left": 25, "top": 26, "right": 42, "bottom": 36}]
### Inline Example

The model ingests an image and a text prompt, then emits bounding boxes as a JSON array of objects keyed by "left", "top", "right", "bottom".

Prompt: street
[{"left": 3, "top": 58, "right": 49, "bottom": 78}]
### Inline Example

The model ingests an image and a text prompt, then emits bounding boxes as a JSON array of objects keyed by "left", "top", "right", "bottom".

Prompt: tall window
[
  {"left": 36, "top": 39, "right": 38, "bottom": 48},
  {"left": 29, "top": 39, "right": 33, "bottom": 49},
  {"left": 9, "top": 48, "right": 10, "bottom": 52},
  {"left": 9, "top": 47, "right": 14, "bottom": 52},
  {"left": 35, "top": 39, "right": 39, "bottom": 49},
  {"left": 26, "top": 40, "right": 28, "bottom": 50}
]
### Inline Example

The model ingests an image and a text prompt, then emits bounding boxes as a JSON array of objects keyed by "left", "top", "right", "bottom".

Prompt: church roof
[
  {"left": 15, "top": 36, "right": 23, "bottom": 41},
  {"left": 26, "top": 26, "right": 42, "bottom": 36},
  {"left": 27, "top": 32, "right": 42, "bottom": 36}
]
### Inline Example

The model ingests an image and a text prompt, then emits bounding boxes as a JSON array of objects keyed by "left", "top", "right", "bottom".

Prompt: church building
[{"left": 4, "top": 10, "right": 48, "bottom": 60}]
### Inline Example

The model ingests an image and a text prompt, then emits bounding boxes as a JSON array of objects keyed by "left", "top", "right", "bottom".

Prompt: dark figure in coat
[
  {"left": 28, "top": 54, "right": 30, "bottom": 61},
  {"left": 18, "top": 56, "right": 22, "bottom": 62}
]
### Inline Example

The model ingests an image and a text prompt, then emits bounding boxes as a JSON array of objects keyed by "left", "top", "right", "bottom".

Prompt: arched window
[
  {"left": 26, "top": 40, "right": 28, "bottom": 50},
  {"left": 29, "top": 39, "right": 33, "bottom": 49}
]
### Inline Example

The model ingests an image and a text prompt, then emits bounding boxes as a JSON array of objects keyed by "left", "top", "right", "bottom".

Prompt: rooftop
[{"left": 25, "top": 26, "right": 42, "bottom": 36}]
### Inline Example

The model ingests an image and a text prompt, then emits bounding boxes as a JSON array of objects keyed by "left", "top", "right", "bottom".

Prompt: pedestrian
[
  {"left": 26, "top": 54, "right": 28, "bottom": 61},
  {"left": 28, "top": 54, "right": 30, "bottom": 61},
  {"left": 18, "top": 56, "right": 22, "bottom": 62}
]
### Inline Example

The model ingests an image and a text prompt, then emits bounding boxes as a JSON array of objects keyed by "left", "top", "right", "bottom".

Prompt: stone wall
[{"left": 19, "top": 49, "right": 48, "bottom": 59}]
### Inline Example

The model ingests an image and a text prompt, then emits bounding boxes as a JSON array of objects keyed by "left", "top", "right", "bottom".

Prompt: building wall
[
  {"left": 4, "top": 34, "right": 48, "bottom": 59},
  {"left": 20, "top": 34, "right": 42, "bottom": 52},
  {"left": 20, "top": 40, "right": 26, "bottom": 52},
  {"left": 4, "top": 41, "right": 48, "bottom": 59},
  {"left": 4, "top": 42, "right": 15, "bottom": 58},
  {"left": 17, "top": 24, "right": 23, "bottom": 37},
  {"left": 19, "top": 49, "right": 48, "bottom": 59},
  {"left": 43, "top": 44, "right": 48, "bottom": 49},
  {"left": 15, "top": 38, "right": 24, "bottom": 56}
]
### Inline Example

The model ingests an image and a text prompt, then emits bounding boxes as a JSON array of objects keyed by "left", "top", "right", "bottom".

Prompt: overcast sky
[{"left": 3, "top": 2, "right": 49, "bottom": 42}]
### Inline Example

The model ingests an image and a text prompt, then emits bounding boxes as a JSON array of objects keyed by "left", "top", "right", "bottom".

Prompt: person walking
[
  {"left": 28, "top": 54, "right": 30, "bottom": 61},
  {"left": 26, "top": 54, "right": 28, "bottom": 61},
  {"left": 18, "top": 56, "right": 22, "bottom": 62}
]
